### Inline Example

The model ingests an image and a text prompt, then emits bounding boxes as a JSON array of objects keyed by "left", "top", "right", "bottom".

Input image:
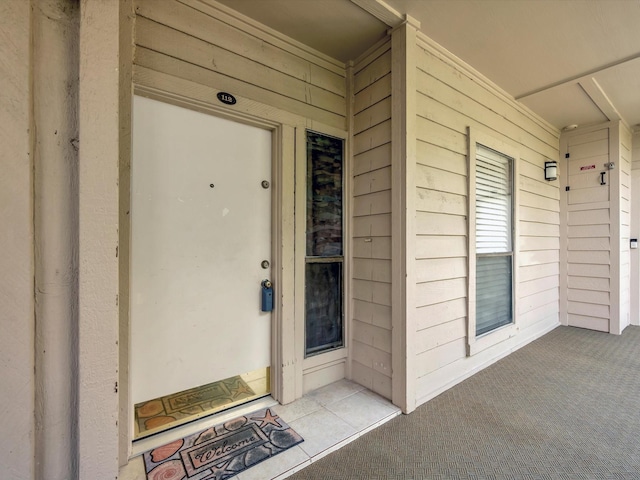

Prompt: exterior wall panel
[
  {"left": 413, "top": 37, "right": 560, "bottom": 405},
  {"left": 631, "top": 131, "right": 640, "bottom": 326},
  {"left": 560, "top": 122, "right": 631, "bottom": 334},
  {"left": 0, "top": 2, "right": 35, "bottom": 479},
  {"left": 620, "top": 126, "right": 632, "bottom": 330},
  {"left": 350, "top": 40, "right": 393, "bottom": 400},
  {"left": 133, "top": 0, "right": 346, "bottom": 129}
]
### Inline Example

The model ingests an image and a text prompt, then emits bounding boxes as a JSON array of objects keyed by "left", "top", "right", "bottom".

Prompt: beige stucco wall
[
  {"left": 0, "top": 2, "right": 35, "bottom": 479},
  {"left": 1, "top": 2, "right": 127, "bottom": 478},
  {"left": 2, "top": 1, "right": 84, "bottom": 478}
]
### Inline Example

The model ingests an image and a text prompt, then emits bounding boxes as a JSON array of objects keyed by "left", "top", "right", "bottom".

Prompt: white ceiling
[{"left": 214, "top": 0, "right": 640, "bottom": 131}]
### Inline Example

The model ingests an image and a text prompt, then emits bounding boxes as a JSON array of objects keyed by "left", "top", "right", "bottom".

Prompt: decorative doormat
[
  {"left": 135, "top": 376, "right": 257, "bottom": 437},
  {"left": 142, "top": 407, "right": 303, "bottom": 480}
]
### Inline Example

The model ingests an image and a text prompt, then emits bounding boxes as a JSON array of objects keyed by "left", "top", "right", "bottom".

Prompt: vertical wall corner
[{"left": 390, "top": 20, "right": 418, "bottom": 413}]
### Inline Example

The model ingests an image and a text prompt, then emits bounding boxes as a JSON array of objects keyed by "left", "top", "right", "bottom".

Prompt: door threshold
[{"left": 130, "top": 395, "right": 278, "bottom": 458}]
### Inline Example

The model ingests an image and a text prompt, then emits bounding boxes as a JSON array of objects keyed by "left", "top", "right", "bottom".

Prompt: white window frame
[
  {"left": 467, "top": 128, "right": 520, "bottom": 356},
  {"left": 295, "top": 126, "right": 350, "bottom": 387}
]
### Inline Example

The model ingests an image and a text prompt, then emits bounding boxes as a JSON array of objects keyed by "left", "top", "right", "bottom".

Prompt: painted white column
[
  {"left": 630, "top": 131, "right": 640, "bottom": 326},
  {"left": 78, "top": 0, "right": 123, "bottom": 476},
  {"left": 0, "top": 2, "right": 36, "bottom": 479},
  {"left": 32, "top": 2, "right": 80, "bottom": 478},
  {"left": 118, "top": 0, "right": 134, "bottom": 464},
  {"left": 391, "top": 17, "right": 420, "bottom": 414},
  {"left": 609, "top": 121, "right": 632, "bottom": 335},
  {"left": 610, "top": 122, "right": 622, "bottom": 334}
]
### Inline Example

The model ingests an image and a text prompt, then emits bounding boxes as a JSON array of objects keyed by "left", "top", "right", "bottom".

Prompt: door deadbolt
[
  {"left": 261, "top": 260, "right": 270, "bottom": 269},
  {"left": 261, "top": 180, "right": 270, "bottom": 189}
]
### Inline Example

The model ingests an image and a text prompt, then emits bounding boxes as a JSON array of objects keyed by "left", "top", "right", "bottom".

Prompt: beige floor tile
[
  {"left": 289, "top": 408, "right": 358, "bottom": 458},
  {"left": 325, "top": 391, "right": 400, "bottom": 431},
  {"left": 304, "top": 379, "right": 365, "bottom": 406},
  {"left": 272, "top": 396, "right": 322, "bottom": 423},
  {"left": 236, "top": 445, "right": 310, "bottom": 480},
  {"left": 118, "top": 456, "right": 146, "bottom": 480}
]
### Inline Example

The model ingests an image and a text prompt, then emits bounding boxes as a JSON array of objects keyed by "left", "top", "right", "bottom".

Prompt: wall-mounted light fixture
[{"left": 545, "top": 161, "right": 558, "bottom": 181}]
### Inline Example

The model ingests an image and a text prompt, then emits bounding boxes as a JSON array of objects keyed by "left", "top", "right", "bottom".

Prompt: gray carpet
[{"left": 289, "top": 326, "right": 640, "bottom": 479}]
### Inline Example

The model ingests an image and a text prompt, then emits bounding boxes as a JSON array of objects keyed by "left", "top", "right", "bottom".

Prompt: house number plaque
[{"left": 217, "top": 92, "right": 236, "bottom": 105}]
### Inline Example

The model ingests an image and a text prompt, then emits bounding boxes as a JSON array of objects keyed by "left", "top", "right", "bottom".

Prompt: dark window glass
[
  {"left": 306, "top": 133, "right": 343, "bottom": 257},
  {"left": 305, "top": 131, "right": 344, "bottom": 356},
  {"left": 305, "top": 262, "right": 343, "bottom": 355}
]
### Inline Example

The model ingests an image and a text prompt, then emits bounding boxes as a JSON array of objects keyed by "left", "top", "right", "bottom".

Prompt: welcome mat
[
  {"left": 142, "top": 407, "right": 303, "bottom": 480},
  {"left": 135, "top": 375, "right": 257, "bottom": 437}
]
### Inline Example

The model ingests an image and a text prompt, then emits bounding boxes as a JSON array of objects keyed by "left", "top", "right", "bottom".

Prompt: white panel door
[{"left": 131, "top": 95, "right": 272, "bottom": 403}]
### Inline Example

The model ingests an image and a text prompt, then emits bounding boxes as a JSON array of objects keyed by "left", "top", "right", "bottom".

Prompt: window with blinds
[{"left": 475, "top": 145, "right": 513, "bottom": 336}]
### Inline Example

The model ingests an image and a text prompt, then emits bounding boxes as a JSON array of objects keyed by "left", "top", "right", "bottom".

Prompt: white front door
[{"left": 130, "top": 96, "right": 272, "bottom": 414}]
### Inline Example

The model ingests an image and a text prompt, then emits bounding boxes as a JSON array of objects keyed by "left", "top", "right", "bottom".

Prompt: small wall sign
[
  {"left": 580, "top": 164, "right": 596, "bottom": 171},
  {"left": 217, "top": 92, "right": 236, "bottom": 105}
]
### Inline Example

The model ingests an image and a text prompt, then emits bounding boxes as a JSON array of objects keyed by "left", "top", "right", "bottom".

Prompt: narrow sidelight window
[
  {"left": 305, "top": 131, "right": 344, "bottom": 356},
  {"left": 475, "top": 144, "right": 514, "bottom": 336}
]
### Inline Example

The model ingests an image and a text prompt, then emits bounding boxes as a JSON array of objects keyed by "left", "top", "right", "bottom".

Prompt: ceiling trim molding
[
  {"left": 578, "top": 77, "right": 622, "bottom": 123},
  {"left": 350, "top": 0, "right": 405, "bottom": 28}
]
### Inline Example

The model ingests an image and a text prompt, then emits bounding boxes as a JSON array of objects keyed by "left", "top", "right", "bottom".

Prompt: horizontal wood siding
[
  {"left": 351, "top": 41, "right": 393, "bottom": 400},
  {"left": 133, "top": 0, "right": 346, "bottom": 129},
  {"left": 565, "top": 129, "right": 611, "bottom": 332},
  {"left": 413, "top": 40, "right": 560, "bottom": 404},
  {"left": 631, "top": 132, "right": 640, "bottom": 326},
  {"left": 620, "top": 127, "right": 632, "bottom": 330}
]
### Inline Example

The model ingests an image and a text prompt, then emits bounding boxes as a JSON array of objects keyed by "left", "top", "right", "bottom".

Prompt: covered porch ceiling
[{"left": 214, "top": 0, "right": 640, "bottom": 132}]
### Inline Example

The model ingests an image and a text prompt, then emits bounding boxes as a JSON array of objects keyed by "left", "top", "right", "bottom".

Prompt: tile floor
[{"left": 119, "top": 379, "right": 401, "bottom": 480}]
